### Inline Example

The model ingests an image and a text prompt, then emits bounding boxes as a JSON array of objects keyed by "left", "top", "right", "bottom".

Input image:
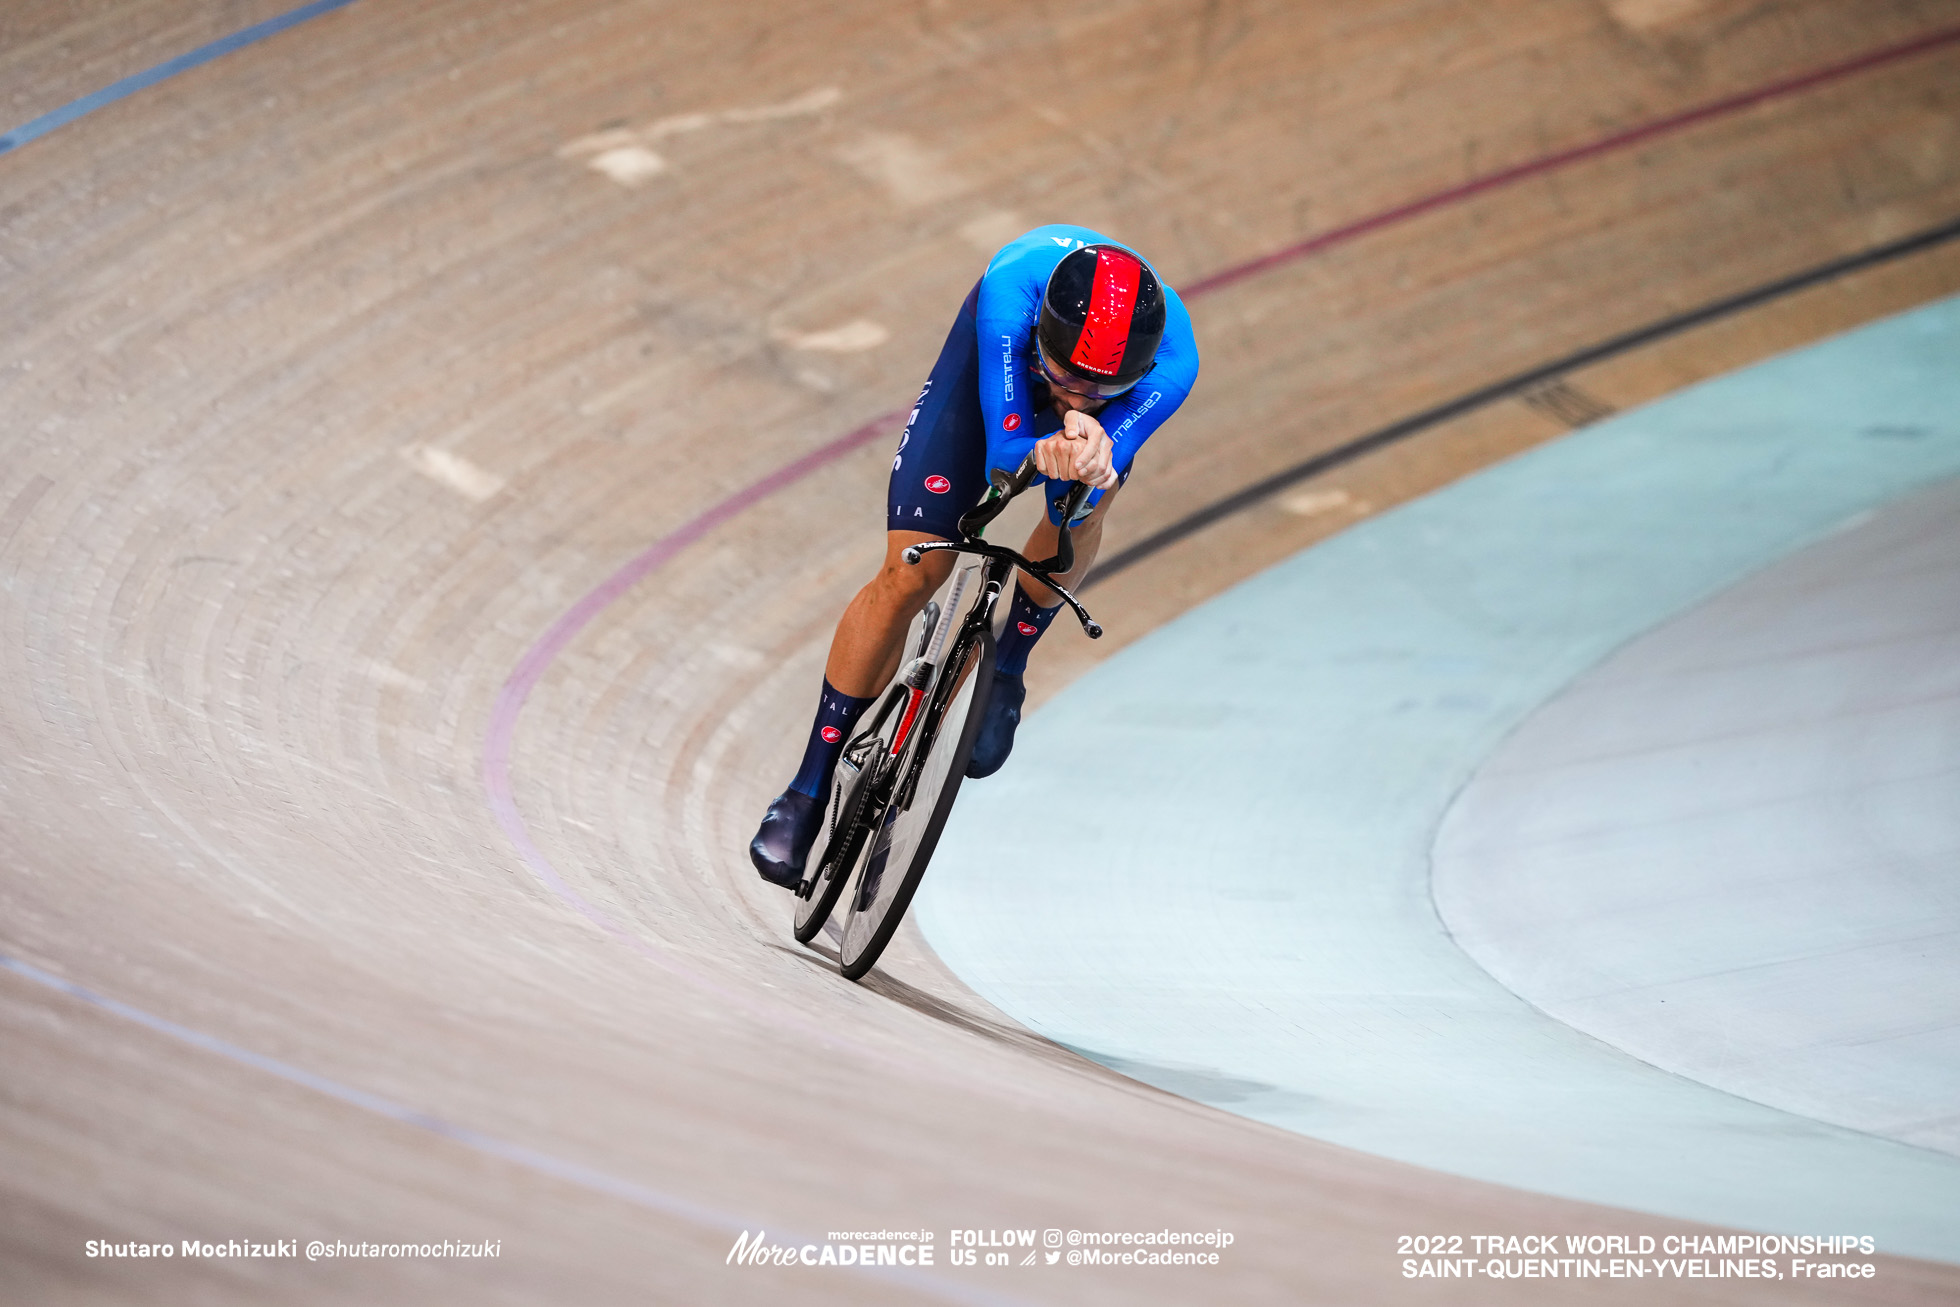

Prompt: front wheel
[{"left": 836, "top": 629, "right": 994, "bottom": 981}]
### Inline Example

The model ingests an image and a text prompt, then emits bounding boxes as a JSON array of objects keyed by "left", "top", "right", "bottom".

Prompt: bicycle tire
[
  {"left": 837, "top": 628, "right": 994, "bottom": 981},
  {"left": 790, "top": 746, "right": 879, "bottom": 944}
]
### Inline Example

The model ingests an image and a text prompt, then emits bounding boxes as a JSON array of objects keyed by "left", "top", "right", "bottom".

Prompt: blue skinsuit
[{"left": 887, "top": 225, "right": 1200, "bottom": 535}]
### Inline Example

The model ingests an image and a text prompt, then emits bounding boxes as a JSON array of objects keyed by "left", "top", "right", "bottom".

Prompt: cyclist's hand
[{"left": 1034, "top": 411, "right": 1118, "bottom": 490}]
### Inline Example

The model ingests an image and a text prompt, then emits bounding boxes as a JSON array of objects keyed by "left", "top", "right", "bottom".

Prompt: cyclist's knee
[
  {"left": 872, "top": 540, "right": 950, "bottom": 610},
  {"left": 874, "top": 561, "right": 944, "bottom": 611}
]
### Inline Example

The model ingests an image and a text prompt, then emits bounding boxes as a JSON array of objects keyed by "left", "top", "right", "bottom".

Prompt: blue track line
[
  {"left": 0, "top": 951, "right": 1023, "bottom": 1307},
  {"left": 0, "top": 0, "right": 358, "bottom": 157},
  {"left": 0, "top": 951, "right": 742, "bottom": 1229}
]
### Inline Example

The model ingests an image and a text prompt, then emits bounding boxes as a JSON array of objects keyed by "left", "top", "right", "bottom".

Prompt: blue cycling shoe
[
  {"left": 750, "top": 788, "right": 823, "bottom": 889},
  {"left": 965, "top": 671, "right": 1026, "bottom": 779}
]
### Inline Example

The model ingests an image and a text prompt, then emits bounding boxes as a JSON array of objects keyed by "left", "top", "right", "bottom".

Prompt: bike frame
[{"left": 792, "top": 458, "right": 1101, "bottom": 910}]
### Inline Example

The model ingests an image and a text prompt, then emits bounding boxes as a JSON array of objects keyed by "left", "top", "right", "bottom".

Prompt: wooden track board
[{"left": 3, "top": 1, "right": 1959, "bottom": 1302}]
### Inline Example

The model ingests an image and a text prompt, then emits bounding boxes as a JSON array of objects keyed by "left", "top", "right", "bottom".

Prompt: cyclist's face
[
  {"left": 1032, "top": 346, "right": 1120, "bottom": 414},
  {"left": 1048, "top": 384, "right": 1103, "bottom": 415}
]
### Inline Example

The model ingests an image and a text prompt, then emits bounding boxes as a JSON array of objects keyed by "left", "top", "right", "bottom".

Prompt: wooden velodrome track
[{"left": 5, "top": 1, "right": 1960, "bottom": 1302}]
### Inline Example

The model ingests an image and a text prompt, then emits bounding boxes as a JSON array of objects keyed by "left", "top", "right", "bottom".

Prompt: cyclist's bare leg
[
  {"left": 822, "top": 530, "right": 956, "bottom": 698},
  {"left": 753, "top": 531, "right": 951, "bottom": 886},
  {"left": 960, "top": 484, "right": 1121, "bottom": 780},
  {"left": 1015, "top": 483, "right": 1119, "bottom": 608}
]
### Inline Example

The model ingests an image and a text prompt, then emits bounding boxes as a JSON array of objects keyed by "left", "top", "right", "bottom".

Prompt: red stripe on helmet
[{"left": 1069, "top": 248, "right": 1142, "bottom": 377}]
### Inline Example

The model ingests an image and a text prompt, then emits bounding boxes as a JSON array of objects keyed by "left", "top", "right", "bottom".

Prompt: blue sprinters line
[
  {"left": 0, "top": 951, "right": 1026, "bottom": 1307},
  {"left": 0, "top": 0, "right": 358, "bottom": 157}
]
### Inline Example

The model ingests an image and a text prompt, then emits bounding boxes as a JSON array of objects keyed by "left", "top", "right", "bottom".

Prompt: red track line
[
  {"left": 1184, "top": 21, "right": 1960, "bottom": 298},
  {"left": 483, "top": 24, "right": 1960, "bottom": 1019}
]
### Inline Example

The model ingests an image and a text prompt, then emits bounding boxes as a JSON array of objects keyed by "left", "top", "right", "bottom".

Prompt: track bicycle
[{"left": 790, "top": 455, "right": 1102, "bottom": 980}]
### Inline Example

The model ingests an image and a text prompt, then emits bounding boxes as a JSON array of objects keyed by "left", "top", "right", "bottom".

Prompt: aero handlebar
[{"left": 901, "top": 454, "right": 1103, "bottom": 638}]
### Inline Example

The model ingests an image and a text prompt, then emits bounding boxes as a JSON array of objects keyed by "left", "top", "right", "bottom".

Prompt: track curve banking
[{"left": 5, "top": 1, "right": 1960, "bottom": 1302}]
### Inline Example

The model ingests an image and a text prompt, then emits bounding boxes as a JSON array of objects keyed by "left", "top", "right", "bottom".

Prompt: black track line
[{"left": 1087, "top": 214, "right": 1960, "bottom": 589}]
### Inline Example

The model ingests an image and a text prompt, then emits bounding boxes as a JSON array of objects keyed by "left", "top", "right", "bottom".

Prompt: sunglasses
[{"left": 1033, "top": 340, "right": 1138, "bottom": 401}]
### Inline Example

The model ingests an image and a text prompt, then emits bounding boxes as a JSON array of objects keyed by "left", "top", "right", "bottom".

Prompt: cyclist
[{"left": 751, "top": 224, "right": 1200, "bottom": 888}]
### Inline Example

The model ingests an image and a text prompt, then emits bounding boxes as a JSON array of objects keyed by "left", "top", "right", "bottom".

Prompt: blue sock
[
  {"left": 993, "top": 584, "right": 1060, "bottom": 677},
  {"left": 788, "top": 679, "right": 876, "bottom": 798}
]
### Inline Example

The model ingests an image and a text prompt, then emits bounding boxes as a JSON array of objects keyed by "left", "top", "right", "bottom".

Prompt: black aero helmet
[{"left": 1036, "top": 244, "right": 1165, "bottom": 398}]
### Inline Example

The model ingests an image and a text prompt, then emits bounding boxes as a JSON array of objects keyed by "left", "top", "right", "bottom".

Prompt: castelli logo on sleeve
[
  {"left": 1016, "top": 621, "right": 1039, "bottom": 636},
  {"left": 1002, "top": 412, "right": 1022, "bottom": 431},
  {"left": 924, "top": 475, "right": 951, "bottom": 494},
  {"left": 820, "top": 726, "right": 842, "bottom": 743}
]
